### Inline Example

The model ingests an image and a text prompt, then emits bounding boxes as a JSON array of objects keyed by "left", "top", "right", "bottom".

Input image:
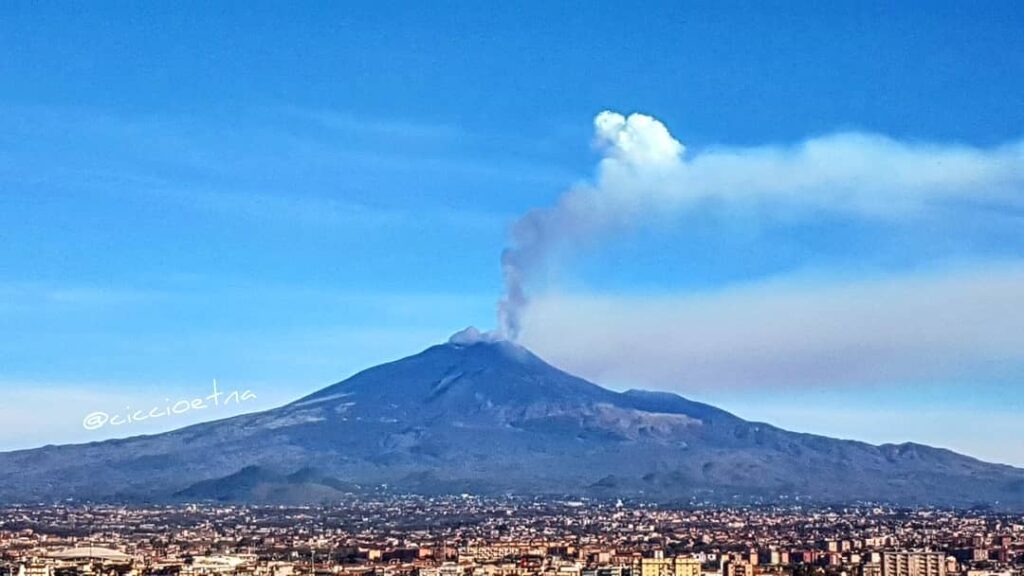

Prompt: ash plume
[
  {"left": 497, "top": 111, "right": 686, "bottom": 339},
  {"left": 495, "top": 110, "right": 1024, "bottom": 341}
]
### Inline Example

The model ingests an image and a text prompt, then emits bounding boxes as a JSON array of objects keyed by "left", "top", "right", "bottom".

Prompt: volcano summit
[{"left": 1, "top": 331, "right": 1021, "bottom": 506}]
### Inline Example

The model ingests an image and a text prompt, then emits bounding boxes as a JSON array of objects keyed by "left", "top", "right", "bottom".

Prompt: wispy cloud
[
  {"left": 0, "top": 282, "right": 169, "bottom": 314},
  {"left": 273, "top": 106, "right": 466, "bottom": 144},
  {"left": 0, "top": 104, "right": 562, "bottom": 231},
  {"left": 522, "top": 263, "right": 1024, "bottom": 390}
]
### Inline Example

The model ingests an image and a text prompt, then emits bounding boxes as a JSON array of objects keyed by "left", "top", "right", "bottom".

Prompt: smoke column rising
[
  {"left": 495, "top": 110, "right": 1024, "bottom": 340},
  {"left": 498, "top": 111, "right": 686, "bottom": 339}
]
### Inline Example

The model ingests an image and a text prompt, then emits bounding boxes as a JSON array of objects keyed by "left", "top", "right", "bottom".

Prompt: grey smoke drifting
[
  {"left": 498, "top": 111, "right": 686, "bottom": 339},
  {"left": 495, "top": 110, "right": 1024, "bottom": 340}
]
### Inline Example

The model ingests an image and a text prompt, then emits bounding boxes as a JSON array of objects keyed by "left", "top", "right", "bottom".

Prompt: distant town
[{"left": 2, "top": 499, "right": 1021, "bottom": 576}]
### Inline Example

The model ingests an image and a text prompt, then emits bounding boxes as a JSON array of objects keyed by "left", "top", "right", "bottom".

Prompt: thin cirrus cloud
[
  {"left": 0, "top": 104, "right": 563, "bottom": 244},
  {"left": 0, "top": 104, "right": 572, "bottom": 191}
]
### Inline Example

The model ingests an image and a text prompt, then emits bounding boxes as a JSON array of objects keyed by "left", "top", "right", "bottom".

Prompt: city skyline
[{"left": 1, "top": 499, "right": 1021, "bottom": 576}]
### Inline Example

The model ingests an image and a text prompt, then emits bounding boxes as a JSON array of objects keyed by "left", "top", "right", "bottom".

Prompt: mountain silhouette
[{"left": 2, "top": 333, "right": 1022, "bottom": 506}]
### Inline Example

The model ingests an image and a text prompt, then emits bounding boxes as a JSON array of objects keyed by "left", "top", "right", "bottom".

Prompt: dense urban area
[{"left": 1, "top": 497, "right": 1022, "bottom": 576}]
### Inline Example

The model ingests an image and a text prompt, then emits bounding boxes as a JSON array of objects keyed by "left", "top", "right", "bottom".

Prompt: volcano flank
[{"left": 2, "top": 331, "right": 1022, "bottom": 507}]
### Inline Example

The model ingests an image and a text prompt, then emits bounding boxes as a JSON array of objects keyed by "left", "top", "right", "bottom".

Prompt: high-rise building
[
  {"left": 723, "top": 561, "right": 753, "bottom": 576},
  {"left": 863, "top": 563, "right": 882, "bottom": 576},
  {"left": 639, "top": 557, "right": 668, "bottom": 576},
  {"left": 881, "top": 553, "right": 946, "bottom": 576},
  {"left": 639, "top": 556, "right": 702, "bottom": 576},
  {"left": 673, "top": 558, "right": 701, "bottom": 576}
]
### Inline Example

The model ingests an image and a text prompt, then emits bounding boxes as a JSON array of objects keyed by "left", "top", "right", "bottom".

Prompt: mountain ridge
[{"left": 2, "top": 335, "right": 1021, "bottom": 507}]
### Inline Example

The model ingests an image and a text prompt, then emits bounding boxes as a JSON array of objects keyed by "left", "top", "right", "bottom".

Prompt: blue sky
[{"left": 2, "top": 2, "right": 1024, "bottom": 463}]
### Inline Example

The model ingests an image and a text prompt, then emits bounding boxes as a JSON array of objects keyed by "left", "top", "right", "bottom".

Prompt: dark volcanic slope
[{"left": 2, "top": 338, "right": 1023, "bottom": 506}]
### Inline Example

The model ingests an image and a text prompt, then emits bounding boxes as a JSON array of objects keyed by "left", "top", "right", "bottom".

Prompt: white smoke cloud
[
  {"left": 448, "top": 325, "right": 506, "bottom": 346},
  {"left": 499, "top": 111, "right": 688, "bottom": 338},
  {"left": 497, "top": 110, "right": 1024, "bottom": 339},
  {"left": 593, "top": 110, "right": 685, "bottom": 167}
]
